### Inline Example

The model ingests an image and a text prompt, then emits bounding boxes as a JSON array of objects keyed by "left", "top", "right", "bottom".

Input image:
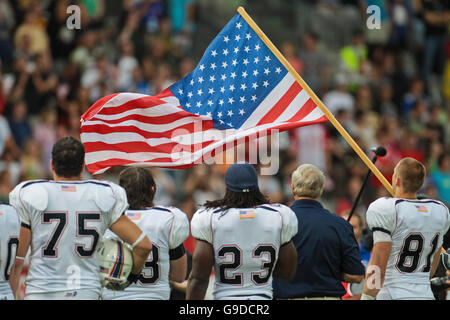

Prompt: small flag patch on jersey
[
  {"left": 415, "top": 205, "right": 428, "bottom": 213},
  {"left": 127, "top": 212, "right": 142, "bottom": 220},
  {"left": 100, "top": 266, "right": 109, "bottom": 274},
  {"left": 61, "top": 185, "right": 76, "bottom": 192},
  {"left": 239, "top": 209, "right": 255, "bottom": 219},
  {"left": 65, "top": 291, "right": 77, "bottom": 297}
]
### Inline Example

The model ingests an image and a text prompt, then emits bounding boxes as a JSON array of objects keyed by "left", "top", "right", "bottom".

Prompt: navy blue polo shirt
[{"left": 273, "top": 199, "right": 365, "bottom": 298}]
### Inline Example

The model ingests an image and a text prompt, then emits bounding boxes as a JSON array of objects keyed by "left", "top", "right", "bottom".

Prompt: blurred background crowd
[{"left": 0, "top": 0, "right": 449, "bottom": 252}]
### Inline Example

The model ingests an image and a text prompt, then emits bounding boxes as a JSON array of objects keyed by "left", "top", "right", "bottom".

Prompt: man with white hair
[{"left": 273, "top": 164, "right": 365, "bottom": 300}]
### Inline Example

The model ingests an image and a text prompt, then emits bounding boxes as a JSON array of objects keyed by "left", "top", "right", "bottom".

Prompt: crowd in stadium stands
[{"left": 0, "top": 0, "right": 448, "bottom": 257}]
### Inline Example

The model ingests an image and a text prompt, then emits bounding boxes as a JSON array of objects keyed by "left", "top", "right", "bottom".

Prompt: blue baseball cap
[{"left": 225, "top": 162, "right": 259, "bottom": 193}]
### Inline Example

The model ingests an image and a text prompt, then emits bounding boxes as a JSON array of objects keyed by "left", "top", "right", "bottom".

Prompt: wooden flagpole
[{"left": 237, "top": 6, "right": 394, "bottom": 196}]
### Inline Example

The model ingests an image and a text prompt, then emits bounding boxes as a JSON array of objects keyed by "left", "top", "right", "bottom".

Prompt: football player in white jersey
[
  {"left": 361, "top": 157, "right": 450, "bottom": 300},
  {"left": 0, "top": 204, "right": 20, "bottom": 300},
  {"left": 8, "top": 137, "right": 152, "bottom": 300},
  {"left": 187, "top": 162, "right": 298, "bottom": 300},
  {"left": 101, "top": 167, "right": 189, "bottom": 300}
]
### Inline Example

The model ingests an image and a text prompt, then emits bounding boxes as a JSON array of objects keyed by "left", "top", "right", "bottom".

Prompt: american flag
[
  {"left": 80, "top": 12, "right": 328, "bottom": 175},
  {"left": 239, "top": 209, "right": 255, "bottom": 219},
  {"left": 61, "top": 185, "right": 77, "bottom": 192}
]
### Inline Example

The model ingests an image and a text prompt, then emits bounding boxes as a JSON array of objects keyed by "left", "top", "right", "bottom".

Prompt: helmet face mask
[{"left": 97, "top": 238, "right": 133, "bottom": 287}]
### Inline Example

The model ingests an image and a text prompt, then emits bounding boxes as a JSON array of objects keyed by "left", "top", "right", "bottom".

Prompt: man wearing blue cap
[{"left": 186, "top": 162, "right": 298, "bottom": 300}]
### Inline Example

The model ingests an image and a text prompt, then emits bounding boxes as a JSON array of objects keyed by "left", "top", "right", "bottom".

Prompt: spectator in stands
[
  {"left": 420, "top": 0, "right": 450, "bottom": 98},
  {"left": 281, "top": 41, "right": 303, "bottom": 75},
  {"left": 14, "top": 4, "right": 50, "bottom": 57},
  {"left": 431, "top": 152, "right": 450, "bottom": 205},
  {"left": 7, "top": 100, "right": 31, "bottom": 149},
  {"left": 298, "top": 31, "right": 329, "bottom": 95}
]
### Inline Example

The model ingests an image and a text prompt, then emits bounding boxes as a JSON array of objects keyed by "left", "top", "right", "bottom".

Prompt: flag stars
[
  {"left": 240, "top": 83, "right": 247, "bottom": 90},
  {"left": 239, "top": 109, "right": 245, "bottom": 115},
  {"left": 187, "top": 92, "right": 193, "bottom": 98},
  {"left": 244, "top": 46, "right": 250, "bottom": 53},
  {"left": 255, "top": 44, "right": 261, "bottom": 51},
  {"left": 229, "top": 84, "right": 235, "bottom": 92},
  {"left": 178, "top": 89, "right": 183, "bottom": 95},
  {"left": 207, "top": 100, "right": 213, "bottom": 107},
  {"left": 208, "top": 88, "right": 215, "bottom": 94},
  {"left": 198, "top": 77, "right": 204, "bottom": 83},
  {"left": 263, "top": 68, "right": 270, "bottom": 75},
  {"left": 190, "top": 79, "right": 194, "bottom": 85},
  {"left": 227, "top": 110, "right": 234, "bottom": 117},
  {"left": 245, "top": 33, "right": 251, "bottom": 40},
  {"left": 219, "top": 99, "right": 224, "bottom": 106},
  {"left": 196, "top": 101, "right": 202, "bottom": 107},
  {"left": 254, "top": 57, "right": 260, "bottom": 64},
  {"left": 206, "top": 111, "right": 212, "bottom": 117},
  {"left": 228, "top": 97, "right": 234, "bottom": 104},
  {"left": 223, "top": 36, "right": 230, "bottom": 43},
  {"left": 199, "top": 64, "right": 205, "bottom": 71},
  {"left": 275, "top": 67, "right": 282, "bottom": 74},
  {"left": 239, "top": 96, "right": 246, "bottom": 103},
  {"left": 217, "top": 111, "right": 223, "bottom": 118},
  {"left": 209, "top": 75, "right": 216, "bottom": 82},
  {"left": 251, "top": 95, "right": 257, "bottom": 101},
  {"left": 222, "top": 61, "right": 228, "bottom": 68},
  {"left": 252, "top": 82, "right": 258, "bottom": 89},
  {"left": 243, "top": 59, "right": 249, "bottom": 66},
  {"left": 230, "top": 72, "right": 237, "bottom": 79},
  {"left": 235, "top": 35, "right": 241, "bottom": 41},
  {"left": 220, "top": 87, "right": 225, "bottom": 93},
  {"left": 227, "top": 122, "right": 233, "bottom": 127},
  {"left": 236, "top": 22, "right": 242, "bottom": 29},
  {"left": 232, "top": 59, "right": 238, "bottom": 66},
  {"left": 211, "top": 50, "right": 218, "bottom": 57},
  {"left": 234, "top": 47, "right": 239, "bottom": 54},
  {"left": 263, "top": 80, "right": 269, "bottom": 87},
  {"left": 265, "top": 56, "right": 271, "bottom": 62},
  {"left": 197, "top": 89, "right": 203, "bottom": 96},
  {"left": 253, "top": 70, "right": 259, "bottom": 76},
  {"left": 242, "top": 71, "right": 248, "bottom": 78},
  {"left": 210, "top": 63, "right": 217, "bottom": 70},
  {"left": 223, "top": 49, "right": 229, "bottom": 56},
  {"left": 221, "top": 74, "right": 227, "bottom": 81}
]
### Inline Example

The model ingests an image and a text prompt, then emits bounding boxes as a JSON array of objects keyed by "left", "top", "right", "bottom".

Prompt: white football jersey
[
  {"left": 101, "top": 206, "right": 189, "bottom": 300},
  {"left": 0, "top": 204, "right": 20, "bottom": 299},
  {"left": 191, "top": 203, "right": 298, "bottom": 300},
  {"left": 9, "top": 180, "right": 128, "bottom": 296},
  {"left": 366, "top": 197, "right": 450, "bottom": 299}
]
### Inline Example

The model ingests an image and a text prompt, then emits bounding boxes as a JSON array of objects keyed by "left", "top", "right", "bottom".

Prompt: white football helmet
[{"left": 97, "top": 238, "right": 133, "bottom": 288}]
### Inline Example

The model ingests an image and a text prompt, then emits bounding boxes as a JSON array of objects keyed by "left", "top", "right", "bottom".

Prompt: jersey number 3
[{"left": 218, "top": 244, "right": 276, "bottom": 286}]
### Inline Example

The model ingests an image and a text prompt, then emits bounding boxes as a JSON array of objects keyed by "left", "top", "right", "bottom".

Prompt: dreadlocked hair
[
  {"left": 119, "top": 167, "right": 156, "bottom": 210},
  {"left": 203, "top": 188, "right": 269, "bottom": 211}
]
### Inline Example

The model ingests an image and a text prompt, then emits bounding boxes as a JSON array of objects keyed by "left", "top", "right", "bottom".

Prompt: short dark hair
[
  {"left": 203, "top": 188, "right": 269, "bottom": 211},
  {"left": 119, "top": 167, "right": 156, "bottom": 210},
  {"left": 51, "top": 137, "right": 85, "bottom": 178},
  {"left": 396, "top": 157, "right": 426, "bottom": 193}
]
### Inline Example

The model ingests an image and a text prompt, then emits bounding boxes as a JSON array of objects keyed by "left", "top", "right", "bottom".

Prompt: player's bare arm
[
  {"left": 9, "top": 226, "right": 31, "bottom": 298},
  {"left": 109, "top": 215, "right": 152, "bottom": 275},
  {"left": 186, "top": 240, "right": 214, "bottom": 300},
  {"left": 362, "top": 241, "right": 392, "bottom": 299},
  {"left": 169, "top": 254, "right": 187, "bottom": 283},
  {"left": 272, "top": 240, "right": 297, "bottom": 280}
]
